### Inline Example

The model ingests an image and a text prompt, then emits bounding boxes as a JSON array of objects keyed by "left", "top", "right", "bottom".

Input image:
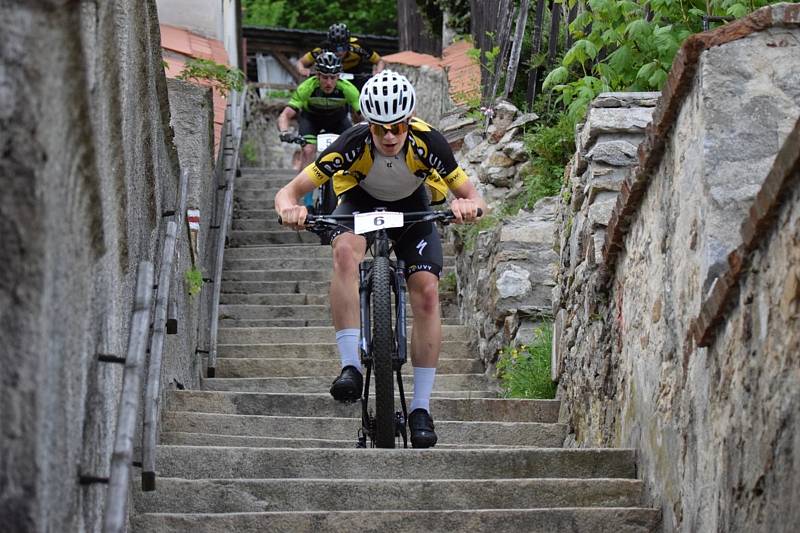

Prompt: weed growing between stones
[
  {"left": 496, "top": 323, "right": 556, "bottom": 399},
  {"left": 520, "top": 115, "right": 575, "bottom": 209},
  {"left": 241, "top": 140, "right": 258, "bottom": 164},
  {"left": 439, "top": 271, "right": 457, "bottom": 293},
  {"left": 185, "top": 267, "right": 203, "bottom": 297}
]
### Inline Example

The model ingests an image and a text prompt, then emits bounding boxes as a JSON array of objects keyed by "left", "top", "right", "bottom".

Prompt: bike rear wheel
[{"left": 371, "top": 256, "right": 395, "bottom": 448}]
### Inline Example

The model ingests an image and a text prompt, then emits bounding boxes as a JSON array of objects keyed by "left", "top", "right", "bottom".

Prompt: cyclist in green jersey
[{"left": 278, "top": 51, "right": 361, "bottom": 171}]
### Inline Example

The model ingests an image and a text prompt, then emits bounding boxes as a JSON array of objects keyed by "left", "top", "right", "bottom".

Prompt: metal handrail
[
  {"left": 207, "top": 90, "right": 246, "bottom": 377},
  {"left": 103, "top": 262, "right": 154, "bottom": 533},
  {"left": 141, "top": 168, "right": 189, "bottom": 491}
]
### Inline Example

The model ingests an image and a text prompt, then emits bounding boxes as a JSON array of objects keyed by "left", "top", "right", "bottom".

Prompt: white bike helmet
[{"left": 359, "top": 70, "right": 416, "bottom": 125}]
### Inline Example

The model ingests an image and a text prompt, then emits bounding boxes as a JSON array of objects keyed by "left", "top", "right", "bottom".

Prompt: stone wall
[
  {"left": 0, "top": 3, "right": 216, "bottom": 532},
  {"left": 553, "top": 5, "right": 800, "bottom": 531},
  {"left": 451, "top": 101, "right": 559, "bottom": 372}
]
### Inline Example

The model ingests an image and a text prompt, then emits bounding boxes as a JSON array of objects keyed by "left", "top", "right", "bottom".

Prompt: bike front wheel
[{"left": 371, "top": 256, "right": 395, "bottom": 448}]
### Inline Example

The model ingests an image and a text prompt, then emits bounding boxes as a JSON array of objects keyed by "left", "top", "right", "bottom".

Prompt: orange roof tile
[
  {"left": 382, "top": 41, "right": 480, "bottom": 106},
  {"left": 160, "top": 24, "right": 230, "bottom": 153}
]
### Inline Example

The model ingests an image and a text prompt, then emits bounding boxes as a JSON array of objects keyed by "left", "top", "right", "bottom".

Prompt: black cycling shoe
[
  {"left": 409, "top": 408, "right": 438, "bottom": 448},
  {"left": 329, "top": 366, "right": 363, "bottom": 403}
]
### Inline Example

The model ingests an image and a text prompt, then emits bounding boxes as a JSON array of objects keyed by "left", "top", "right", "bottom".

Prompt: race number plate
[
  {"left": 317, "top": 133, "right": 338, "bottom": 151},
  {"left": 353, "top": 211, "right": 404, "bottom": 235}
]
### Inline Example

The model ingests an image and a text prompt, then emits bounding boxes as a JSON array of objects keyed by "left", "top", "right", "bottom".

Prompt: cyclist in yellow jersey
[
  {"left": 275, "top": 71, "right": 487, "bottom": 448},
  {"left": 296, "top": 23, "right": 385, "bottom": 90}
]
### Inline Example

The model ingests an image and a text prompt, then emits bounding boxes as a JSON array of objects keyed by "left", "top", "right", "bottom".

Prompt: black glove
[{"left": 279, "top": 131, "right": 294, "bottom": 143}]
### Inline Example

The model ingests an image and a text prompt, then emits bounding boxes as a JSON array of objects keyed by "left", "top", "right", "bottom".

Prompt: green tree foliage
[
  {"left": 544, "top": 0, "right": 785, "bottom": 120},
  {"left": 242, "top": 0, "right": 398, "bottom": 36},
  {"left": 416, "top": 0, "right": 472, "bottom": 36}
]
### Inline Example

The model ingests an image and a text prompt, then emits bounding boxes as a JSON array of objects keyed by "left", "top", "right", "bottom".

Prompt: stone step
[
  {"left": 235, "top": 177, "right": 293, "bottom": 190},
  {"left": 234, "top": 199, "right": 277, "bottom": 211},
  {"left": 222, "top": 243, "right": 456, "bottom": 259},
  {"left": 218, "top": 317, "right": 464, "bottom": 328},
  {"left": 152, "top": 446, "right": 637, "bottom": 480},
  {"left": 221, "top": 267, "right": 454, "bottom": 282},
  {"left": 166, "top": 391, "right": 560, "bottom": 423},
  {"left": 201, "top": 374, "right": 491, "bottom": 393},
  {"left": 160, "top": 412, "right": 565, "bottom": 447},
  {"left": 134, "top": 477, "right": 645, "bottom": 513},
  {"left": 213, "top": 358, "right": 483, "bottom": 378},
  {"left": 222, "top": 280, "right": 331, "bottom": 294},
  {"left": 216, "top": 341, "right": 471, "bottom": 359},
  {"left": 218, "top": 304, "right": 459, "bottom": 321},
  {"left": 217, "top": 325, "right": 470, "bottom": 344},
  {"left": 231, "top": 219, "right": 285, "bottom": 231},
  {"left": 235, "top": 187, "right": 283, "bottom": 200},
  {"left": 219, "top": 291, "right": 458, "bottom": 306},
  {"left": 232, "top": 208, "right": 281, "bottom": 220},
  {"left": 222, "top": 256, "right": 456, "bottom": 270},
  {"left": 158, "top": 432, "right": 545, "bottom": 449},
  {"left": 219, "top": 293, "right": 327, "bottom": 305},
  {"left": 133, "top": 508, "right": 660, "bottom": 532},
  {"left": 239, "top": 166, "right": 297, "bottom": 176},
  {"left": 223, "top": 244, "right": 328, "bottom": 259},
  {"left": 228, "top": 230, "right": 319, "bottom": 246}
]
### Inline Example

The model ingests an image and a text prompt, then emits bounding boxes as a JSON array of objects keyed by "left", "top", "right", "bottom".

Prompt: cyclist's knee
[
  {"left": 409, "top": 274, "right": 439, "bottom": 316},
  {"left": 332, "top": 235, "right": 364, "bottom": 274},
  {"left": 302, "top": 143, "right": 316, "bottom": 159}
]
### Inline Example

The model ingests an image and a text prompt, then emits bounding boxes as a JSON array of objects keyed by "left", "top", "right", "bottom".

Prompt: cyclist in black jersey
[
  {"left": 296, "top": 23, "right": 385, "bottom": 90},
  {"left": 275, "top": 71, "right": 487, "bottom": 448},
  {"left": 278, "top": 51, "right": 360, "bottom": 171}
]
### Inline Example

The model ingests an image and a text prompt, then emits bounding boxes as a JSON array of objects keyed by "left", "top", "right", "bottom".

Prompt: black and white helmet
[
  {"left": 327, "top": 23, "right": 350, "bottom": 46},
  {"left": 359, "top": 70, "right": 416, "bottom": 125},
  {"left": 315, "top": 51, "right": 343, "bottom": 74}
]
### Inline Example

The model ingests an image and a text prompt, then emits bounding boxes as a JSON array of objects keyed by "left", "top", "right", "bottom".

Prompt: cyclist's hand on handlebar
[
  {"left": 278, "top": 205, "right": 308, "bottom": 231},
  {"left": 450, "top": 198, "right": 481, "bottom": 224},
  {"left": 279, "top": 131, "right": 294, "bottom": 143}
]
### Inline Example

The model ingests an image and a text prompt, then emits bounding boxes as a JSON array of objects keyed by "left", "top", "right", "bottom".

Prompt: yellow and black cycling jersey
[
  {"left": 304, "top": 118, "right": 469, "bottom": 205},
  {"left": 301, "top": 38, "right": 381, "bottom": 74}
]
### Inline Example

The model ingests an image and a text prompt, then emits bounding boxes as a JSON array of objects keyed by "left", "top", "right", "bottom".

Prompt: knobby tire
[{"left": 372, "top": 256, "right": 395, "bottom": 448}]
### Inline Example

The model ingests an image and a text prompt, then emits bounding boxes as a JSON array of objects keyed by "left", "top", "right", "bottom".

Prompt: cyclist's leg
[
  {"left": 329, "top": 191, "right": 369, "bottom": 375},
  {"left": 392, "top": 191, "right": 443, "bottom": 433},
  {"left": 297, "top": 113, "right": 319, "bottom": 207}
]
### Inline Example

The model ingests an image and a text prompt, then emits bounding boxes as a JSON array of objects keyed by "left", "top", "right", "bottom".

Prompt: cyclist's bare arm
[
  {"left": 449, "top": 181, "right": 488, "bottom": 224},
  {"left": 275, "top": 170, "right": 318, "bottom": 230},
  {"left": 373, "top": 59, "right": 385, "bottom": 74},
  {"left": 277, "top": 106, "right": 298, "bottom": 133},
  {"left": 296, "top": 56, "right": 313, "bottom": 77}
]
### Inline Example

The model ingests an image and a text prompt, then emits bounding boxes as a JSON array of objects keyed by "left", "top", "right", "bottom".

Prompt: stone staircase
[{"left": 131, "top": 168, "right": 660, "bottom": 532}]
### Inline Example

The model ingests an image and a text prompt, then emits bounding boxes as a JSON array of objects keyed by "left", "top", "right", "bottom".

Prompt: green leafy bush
[
  {"left": 519, "top": 113, "right": 575, "bottom": 209},
  {"left": 177, "top": 58, "right": 245, "bottom": 95},
  {"left": 452, "top": 212, "right": 500, "bottom": 251},
  {"left": 496, "top": 324, "right": 556, "bottom": 399},
  {"left": 545, "top": 0, "right": 785, "bottom": 120}
]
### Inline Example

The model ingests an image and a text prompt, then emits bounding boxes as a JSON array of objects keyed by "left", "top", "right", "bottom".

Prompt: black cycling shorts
[
  {"left": 329, "top": 186, "right": 444, "bottom": 278},
  {"left": 299, "top": 112, "right": 352, "bottom": 143}
]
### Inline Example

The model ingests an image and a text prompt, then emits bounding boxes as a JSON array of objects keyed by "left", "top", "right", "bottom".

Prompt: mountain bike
[{"left": 285, "top": 208, "right": 480, "bottom": 448}]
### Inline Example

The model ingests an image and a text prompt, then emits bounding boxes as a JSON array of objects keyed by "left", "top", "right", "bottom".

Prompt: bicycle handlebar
[{"left": 278, "top": 208, "right": 483, "bottom": 228}]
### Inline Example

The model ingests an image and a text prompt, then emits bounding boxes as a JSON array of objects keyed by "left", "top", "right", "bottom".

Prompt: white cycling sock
[
  {"left": 336, "top": 328, "right": 362, "bottom": 373},
  {"left": 410, "top": 366, "right": 437, "bottom": 413}
]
